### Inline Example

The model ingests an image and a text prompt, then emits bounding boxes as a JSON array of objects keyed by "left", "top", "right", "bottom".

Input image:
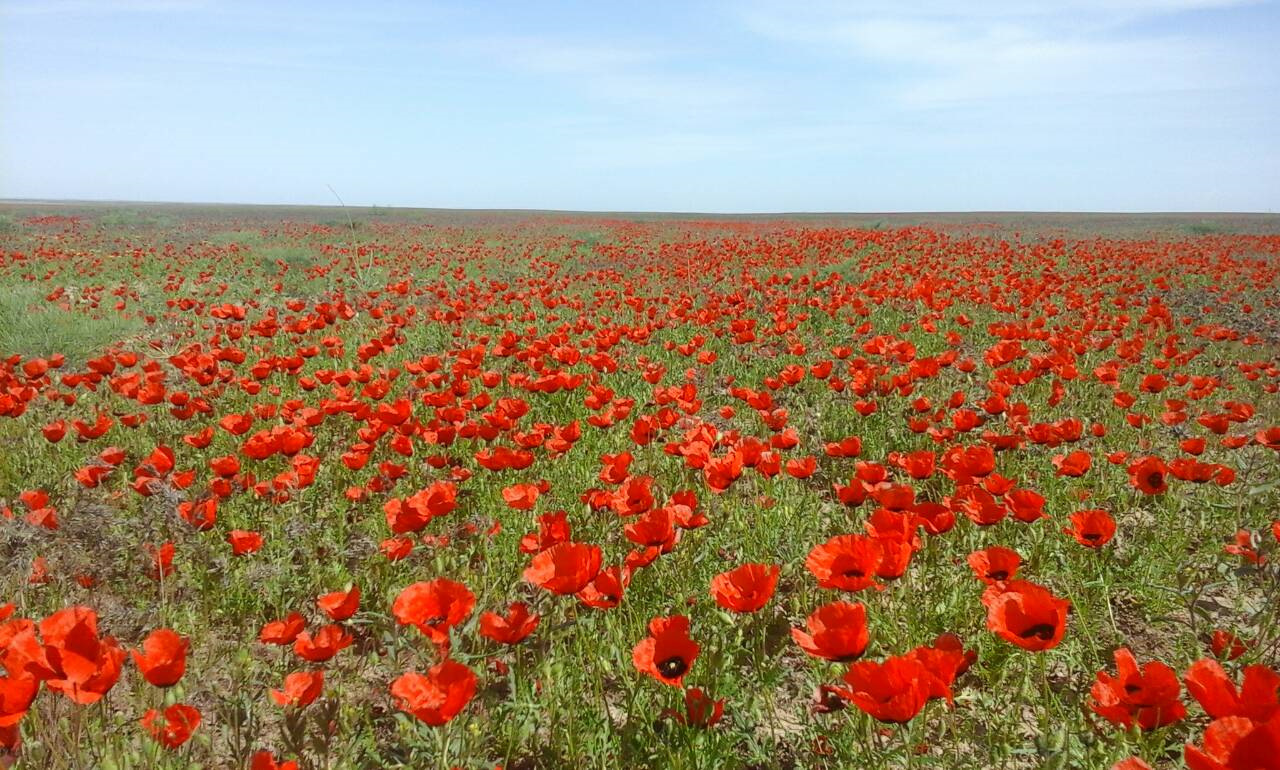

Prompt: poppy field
[{"left": 0, "top": 207, "right": 1278, "bottom": 769}]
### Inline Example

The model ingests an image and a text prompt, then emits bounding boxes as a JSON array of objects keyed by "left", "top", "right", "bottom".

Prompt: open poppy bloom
[
  {"left": 967, "top": 546, "right": 1021, "bottom": 584},
  {"left": 384, "top": 481, "right": 458, "bottom": 534},
  {"left": 1064, "top": 510, "right": 1117, "bottom": 548},
  {"left": 502, "top": 483, "right": 540, "bottom": 510},
  {"left": 1053, "top": 450, "right": 1092, "bottom": 477},
  {"left": 524, "top": 542, "right": 603, "bottom": 595},
  {"left": 790, "top": 601, "right": 869, "bottom": 662},
  {"left": 259, "top": 612, "right": 306, "bottom": 645},
  {"left": 904, "top": 641, "right": 969, "bottom": 703},
  {"left": 710, "top": 563, "right": 780, "bottom": 613},
  {"left": 141, "top": 703, "right": 201, "bottom": 749},
  {"left": 131, "top": 628, "right": 189, "bottom": 687},
  {"left": 270, "top": 669, "right": 323, "bottom": 708},
  {"left": 1185, "top": 713, "right": 1280, "bottom": 770},
  {"left": 316, "top": 585, "right": 360, "bottom": 622},
  {"left": 832, "top": 655, "right": 932, "bottom": 723},
  {"left": 577, "top": 565, "right": 630, "bottom": 609},
  {"left": 805, "top": 535, "right": 884, "bottom": 592},
  {"left": 478, "top": 602, "right": 540, "bottom": 645},
  {"left": 982, "top": 580, "right": 1069, "bottom": 652},
  {"left": 1090, "top": 647, "right": 1186, "bottom": 730},
  {"left": 1183, "top": 658, "right": 1280, "bottom": 722},
  {"left": 1224, "top": 530, "right": 1266, "bottom": 566},
  {"left": 390, "top": 659, "right": 477, "bottom": 726},
  {"left": 632, "top": 615, "right": 699, "bottom": 688},
  {"left": 520, "top": 511, "right": 571, "bottom": 554},
  {"left": 0, "top": 674, "right": 38, "bottom": 728},
  {"left": 1128, "top": 456, "right": 1169, "bottom": 495},
  {"left": 392, "top": 579, "right": 476, "bottom": 647},
  {"left": 227, "top": 529, "right": 264, "bottom": 556},
  {"left": 28, "top": 606, "right": 126, "bottom": 704},
  {"left": 293, "top": 625, "right": 353, "bottom": 663}
]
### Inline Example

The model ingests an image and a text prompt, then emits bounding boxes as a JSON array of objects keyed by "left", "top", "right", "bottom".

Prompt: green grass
[{"left": 0, "top": 284, "right": 143, "bottom": 363}]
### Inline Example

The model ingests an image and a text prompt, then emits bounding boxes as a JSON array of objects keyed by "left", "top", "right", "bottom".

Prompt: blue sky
[{"left": 2, "top": 0, "right": 1277, "bottom": 212}]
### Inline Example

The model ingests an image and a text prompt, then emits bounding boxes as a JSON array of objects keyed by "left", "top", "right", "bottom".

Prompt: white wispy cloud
[
  {"left": 441, "top": 35, "right": 759, "bottom": 119},
  {"left": 735, "top": 0, "right": 1261, "bottom": 106}
]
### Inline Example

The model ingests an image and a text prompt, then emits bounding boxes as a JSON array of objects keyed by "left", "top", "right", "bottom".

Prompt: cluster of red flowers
[
  {"left": 1092, "top": 647, "right": 1280, "bottom": 770},
  {"left": 0, "top": 604, "right": 197, "bottom": 749},
  {"left": 1, "top": 215, "right": 1278, "bottom": 764}
]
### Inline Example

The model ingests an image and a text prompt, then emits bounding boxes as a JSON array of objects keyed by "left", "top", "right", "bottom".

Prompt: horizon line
[{"left": 1, "top": 197, "right": 1277, "bottom": 218}]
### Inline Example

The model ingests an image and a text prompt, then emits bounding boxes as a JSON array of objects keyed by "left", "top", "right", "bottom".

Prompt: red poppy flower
[
  {"left": 141, "top": 703, "right": 200, "bottom": 749},
  {"left": 1005, "top": 488, "right": 1047, "bottom": 523},
  {"left": 832, "top": 655, "right": 931, "bottom": 723},
  {"left": 1210, "top": 630, "right": 1250, "bottom": 661},
  {"left": 785, "top": 456, "right": 817, "bottom": 479},
  {"left": 710, "top": 563, "right": 780, "bottom": 613},
  {"left": 624, "top": 503, "right": 679, "bottom": 550},
  {"left": 1185, "top": 713, "right": 1280, "bottom": 770},
  {"left": 982, "top": 580, "right": 1069, "bottom": 652},
  {"left": 1183, "top": 658, "right": 1280, "bottom": 722},
  {"left": 384, "top": 481, "right": 458, "bottom": 534},
  {"left": 316, "top": 585, "right": 360, "bottom": 622},
  {"left": 293, "top": 625, "right": 352, "bottom": 663},
  {"left": 967, "top": 546, "right": 1021, "bottom": 584},
  {"left": 1053, "top": 451, "right": 1092, "bottom": 477},
  {"left": 632, "top": 615, "right": 699, "bottom": 688},
  {"left": 251, "top": 751, "right": 299, "bottom": 770},
  {"left": 259, "top": 612, "right": 305, "bottom": 645},
  {"left": 524, "top": 542, "right": 603, "bottom": 595},
  {"left": 954, "top": 484, "right": 1008, "bottom": 526},
  {"left": 131, "top": 628, "right": 189, "bottom": 688},
  {"left": 177, "top": 498, "right": 217, "bottom": 530},
  {"left": 478, "top": 602, "right": 540, "bottom": 645},
  {"left": 502, "top": 483, "right": 540, "bottom": 510},
  {"left": 227, "top": 529, "right": 264, "bottom": 556},
  {"left": 380, "top": 536, "right": 414, "bottom": 560},
  {"left": 0, "top": 674, "right": 38, "bottom": 728},
  {"left": 31, "top": 606, "right": 126, "bottom": 704},
  {"left": 270, "top": 670, "right": 323, "bottom": 708},
  {"left": 1128, "top": 456, "right": 1169, "bottom": 495},
  {"left": 904, "top": 641, "right": 969, "bottom": 703},
  {"left": 390, "top": 659, "right": 477, "bottom": 725},
  {"left": 930, "top": 633, "right": 978, "bottom": 676},
  {"left": 790, "top": 601, "right": 869, "bottom": 662},
  {"left": 577, "top": 565, "right": 630, "bottom": 609},
  {"left": 1224, "top": 530, "right": 1265, "bottom": 565},
  {"left": 663, "top": 687, "right": 725, "bottom": 728},
  {"left": 1090, "top": 647, "right": 1186, "bottom": 730},
  {"left": 520, "top": 511, "right": 571, "bottom": 554},
  {"left": 392, "top": 579, "right": 475, "bottom": 646},
  {"left": 1257, "top": 427, "right": 1280, "bottom": 451},
  {"left": 1064, "top": 509, "right": 1117, "bottom": 548},
  {"left": 806, "top": 535, "right": 883, "bottom": 592}
]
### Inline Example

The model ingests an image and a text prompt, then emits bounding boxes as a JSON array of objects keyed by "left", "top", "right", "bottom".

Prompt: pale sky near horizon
[{"left": 2, "top": 0, "right": 1277, "bottom": 212}]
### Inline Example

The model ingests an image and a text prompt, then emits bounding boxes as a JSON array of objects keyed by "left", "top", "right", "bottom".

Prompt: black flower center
[
  {"left": 1019, "top": 623, "right": 1057, "bottom": 641},
  {"left": 658, "top": 656, "right": 688, "bottom": 679}
]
